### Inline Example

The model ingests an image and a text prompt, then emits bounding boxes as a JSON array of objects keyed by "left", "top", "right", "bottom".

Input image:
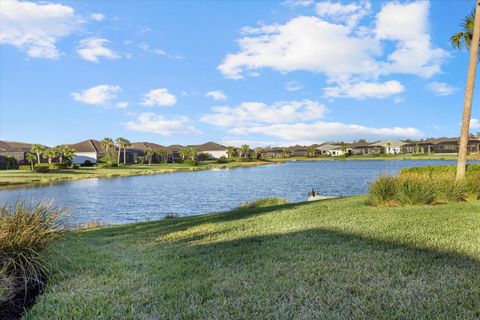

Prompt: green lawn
[
  {"left": 24, "top": 196, "right": 480, "bottom": 319},
  {"left": 0, "top": 161, "right": 269, "bottom": 189}
]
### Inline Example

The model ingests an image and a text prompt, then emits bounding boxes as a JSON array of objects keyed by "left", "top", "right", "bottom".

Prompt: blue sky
[{"left": 0, "top": 0, "right": 479, "bottom": 147}]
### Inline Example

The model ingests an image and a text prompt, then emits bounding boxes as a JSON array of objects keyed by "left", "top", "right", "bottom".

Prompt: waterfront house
[
  {"left": 401, "top": 140, "right": 435, "bottom": 154},
  {"left": 0, "top": 140, "right": 35, "bottom": 165},
  {"left": 316, "top": 144, "right": 342, "bottom": 155},
  {"left": 69, "top": 139, "right": 103, "bottom": 164},
  {"left": 348, "top": 141, "right": 374, "bottom": 155},
  {"left": 193, "top": 142, "right": 228, "bottom": 159},
  {"left": 287, "top": 145, "right": 309, "bottom": 157},
  {"left": 129, "top": 142, "right": 167, "bottom": 163},
  {"left": 369, "top": 140, "right": 406, "bottom": 155}
]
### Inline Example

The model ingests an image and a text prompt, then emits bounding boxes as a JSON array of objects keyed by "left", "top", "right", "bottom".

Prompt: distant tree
[
  {"left": 226, "top": 146, "right": 237, "bottom": 158},
  {"left": 56, "top": 145, "right": 75, "bottom": 164},
  {"left": 31, "top": 144, "right": 45, "bottom": 164},
  {"left": 101, "top": 137, "right": 115, "bottom": 163},
  {"left": 116, "top": 137, "right": 130, "bottom": 165},
  {"left": 281, "top": 148, "right": 290, "bottom": 158},
  {"left": 157, "top": 149, "right": 168, "bottom": 164},
  {"left": 256, "top": 148, "right": 267, "bottom": 159},
  {"left": 307, "top": 146, "right": 317, "bottom": 157},
  {"left": 179, "top": 148, "right": 189, "bottom": 160},
  {"left": 240, "top": 144, "right": 250, "bottom": 158},
  {"left": 26, "top": 152, "right": 36, "bottom": 170},
  {"left": 188, "top": 147, "right": 198, "bottom": 161},
  {"left": 43, "top": 148, "right": 59, "bottom": 164},
  {"left": 145, "top": 147, "right": 155, "bottom": 165}
]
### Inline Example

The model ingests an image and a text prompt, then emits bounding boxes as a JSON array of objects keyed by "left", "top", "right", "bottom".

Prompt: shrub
[
  {"left": 48, "top": 163, "right": 67, "bottom": 170},
  {"left": 240, "top": 197, "right": 288, "bottom": 209},
  {"left": 396, "top": 175, "right": 435, "bottom": 205},
  {"left": 432, "top": 176, "right": 466, "bottom": 203},
  {"left": 464, "top": 173, "right": 480, "bottom": 199},
  {"left": 0, "top": 201, "right": 67, "bottom": 319},
  {"left": 217, "top": 156, "right": 230, "bottom": 164},
  {"left": 183, "top": 160, "right": 198, "bottom": 166},
  {"left": 33, "top": 164, "right": 49, "bottom": 173},
  {"left": 19, "top": 165, "right": 32, "bottom": 171},
  {"left": 368, "top": 175, "right": 398, "bottom": 206},
  {"left": 400, "top": 164, "right": 480, "bottom": 176}
]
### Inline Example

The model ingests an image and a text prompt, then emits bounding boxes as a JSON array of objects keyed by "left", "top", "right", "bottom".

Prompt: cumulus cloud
[
  {"left": 229, "top": 122, "right": 422, "bottom": 143},
  {"left": 0, "top": 0, "right": 82, "bottom": 59},
  {"left": 471, "top": 118, "right": 480, "bottom": 129},
  {"left": 116, "top": 101, "right": 128, "bottom": 109},
  {"left": 90, "top": 13, "right": 105, "bottom": 21},
  {"left": 77, "top": 38, "right": 120, "bottom": 63},
  {"left": 428, "top": 82, "right": 459, "bottom": 96},
  {"left": 125, "top": 113, "right": 200, "bottom": 135},
  {"left": 324, "top": 80, "right": 404, "bottom": 99},
  {"left": 71, "top": 85, "right": 120, "bottom": 105},
  {"left": 201, "top": 100, "right": 327, "bottom": 127},
  {"left": 218, "top": 0, "right": 446, "bottom": 93},
  {"left": 140, "top": 88, "right": 177, "bottom": 106},
  {"left": 282, "top": 0, "right": 314, "bottom": 8},
  {"left": 205, "top": 90, "right": 227, "bottom": 101}
]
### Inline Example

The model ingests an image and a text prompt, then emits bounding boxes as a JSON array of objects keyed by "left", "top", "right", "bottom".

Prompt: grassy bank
[
  {"left": 0, "top": 161, "right": 270, "bottom": 189},
  {"left": 24, "top": 196, "right": 480, "bottom": 319}
]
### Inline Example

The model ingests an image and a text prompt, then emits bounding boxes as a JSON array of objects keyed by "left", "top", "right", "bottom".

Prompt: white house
[
  {"left": 370, "top": 140, "right": 406, "bottom": 154},
  {"left": 69, "top": 139, "right": 102, "bottom": 164},
  {"left": 195, "top": 142, "right": 228, "bottom": 159}
]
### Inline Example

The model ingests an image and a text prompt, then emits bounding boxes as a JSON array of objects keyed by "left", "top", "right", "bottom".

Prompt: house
[
  {"left": 401, "top": 138, "right": 480, "bottom": 154},
  {"left": 129, "top": 142, "right": 167, "bottom": 163},
  {"left": 348, "top": 141, "right": 374, "bottom": 155},
  {"left": 316, "top": 144, "right": 342, "bottom": 155},
  {"left": 194, "top": 142, "right": 228, "bottom": 159},
  {"left": 69, "top": 139, "right": 103, "bottom": 164},
  {"left": 369, "top": 140, "right": 406, "bottom": 155},
  {"left": 0, "top": 140, "right": 34, "bottom": 165},
  {"left": 401, "top": 141, "right": 435, "bottom": 154},
  {"left": 287, "top": 145, "right": 308, "bottom": 157}
]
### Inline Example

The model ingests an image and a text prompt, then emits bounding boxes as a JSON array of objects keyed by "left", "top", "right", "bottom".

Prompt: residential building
[
  {"left": 194, "top": 142, "right": 228, "bottom": 159},
  {"left": 69, "top": 139, "right": 103, "bottom": 164},
  {"left": 0, "top": 140, "right": 34, "bottom": 165},
  {"left": 369, "top": 140, "right": 406, "bottom": 155}
]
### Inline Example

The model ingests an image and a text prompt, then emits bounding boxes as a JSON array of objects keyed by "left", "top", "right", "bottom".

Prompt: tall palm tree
[
  {"left": 240, "top": 144, "right": 250, "bottom": 158},
  {"left": 101, "top": 137, "right": 114, "bottom": 162},
  {"left": 43, "top": 148, "right": 59, "bottom": 164},
  {"left": 115, "top": 137, "right": 130, "bottom": 165},
  {"left": 226, "top": 146, "right": 237, "bottom": 158},
  {"left": 179, "top": 148, "right": 189, "bottom": 160},
  {"left": 157, "top": 149, "right": 168, "bottom": 164},
  {"left": 188, "top": 147, "right": 198, "bottom": 161},
  {"left": 26, "top": 152, "right": 36, "bottom": 170},
  {"left": 307, "top": 146, "right": 317, "bottom": 158},
  {"left": 30, "top": 144, "right": 45, "bottom": 164},
  {"left": 452, "top": 1, "right": 480, "bottom": 179},
  {"left": 145, "top": 147, "right": 155, "bottom": 165},
  {"left": 56, "top": 145, "right": 75, "bottom": 163}
]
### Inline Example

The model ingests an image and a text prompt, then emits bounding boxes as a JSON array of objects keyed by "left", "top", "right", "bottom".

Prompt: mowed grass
[
  {"left": 24, "top": 196, "right": 480, "bottom": 319},
  {"left": 0, "top": 161, "right": 269, "bottom": 189}
]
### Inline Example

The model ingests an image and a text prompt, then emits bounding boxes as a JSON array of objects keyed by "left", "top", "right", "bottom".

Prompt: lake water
[{"left": 0, "top": 160, "right": 475, "bottom": 225}]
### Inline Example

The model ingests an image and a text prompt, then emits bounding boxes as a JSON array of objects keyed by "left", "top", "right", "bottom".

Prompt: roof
[
  {"left": 0, "top": 140, "right": 34, "bottom": 152},
  {"left": 316, "top": 144, "right": 343, "bottom": 151},
  {"left": 166, "top": 144, "right": 183, "bottom": 151},
  {"left": 130, "top": 142, "right": 167, "bottom": 150},
  {"left": 191, "top": 142, "right": 227, "bottom": 151},
  {"left": 370, "top": 140, "right": 406, "bottom": 148},
  {"left": 347, "top": 141, "right": 372, "bottom": 148},
  {"left": 68, "top": 139, "right": 102, "bottom": 153}
]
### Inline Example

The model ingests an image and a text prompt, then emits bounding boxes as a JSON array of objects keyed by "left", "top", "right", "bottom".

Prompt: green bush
[
  {"left": 48, "top": 163, "right": 67, "bottom": 170},
  {"left": 433, "top": 176, "right": 466, "bottom": 203},
  {"left": 217, "top": 156, "right": 230, "bottom": 163},
  {"left": 33, "top": 164, "right": 49, "bottom": 173},
  {"left": 368, "top": 175, "right": 398, "bottom": 206},
  {"left": 183, "top": 160, "right": 198, "bottom": 166},
  {"left": 400, "top": 164, "right": 480, "bottom": 176},
  {"left": 96, "top": 162, "right": 118, "bottom": 168},
  {"left": 240, "top": 197, "right": 288, "bottom": 209},
  {"left": 19, "top": 165, "right": 32, "bottom": 171},
  {"left": 464, "top": 173, "right": 480, "bottom": 198},
  {"left": 395, "top": 175, "right": 435, "bottom": 205},
  {"left": 0, "top": 202, "right": 66, "bottom": 318}
]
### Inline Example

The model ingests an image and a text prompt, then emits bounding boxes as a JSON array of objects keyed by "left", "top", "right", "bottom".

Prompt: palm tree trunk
[
  {"left": 123, "top": 147, "right": 127, "bottom": 165},
  {"left": 118, "top": 148, "right": 121, "bottom": 165},
  {"left": 457, "top": 0, "right": 480, "bottom": 179},
  {"left": 37, "top": 152, "right": 40, "bottom": 164}
]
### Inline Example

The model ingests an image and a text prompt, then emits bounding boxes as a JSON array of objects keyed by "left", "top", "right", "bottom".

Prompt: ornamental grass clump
[
  {"left": 394, "top": 174, "right": 436, "bottom": 206},
  {"left": 368, "top": 175, "right": 398, "bottom": 206},
  {"left": 464, "top": 173, "right": 480, "bottom": 200},
  {"left": 432, "top": 176, "right": 466, "bottom": 203},
  {"left": 240, "top": 197, "right": 288, "bottom": 209},
  {"left": 0, "top": 201, "right": 67, "bottom": 319}
]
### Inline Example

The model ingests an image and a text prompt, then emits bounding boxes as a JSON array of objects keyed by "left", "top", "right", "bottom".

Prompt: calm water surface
[{"left": 0, "top": 160, "right": 475, "bottom": 225}]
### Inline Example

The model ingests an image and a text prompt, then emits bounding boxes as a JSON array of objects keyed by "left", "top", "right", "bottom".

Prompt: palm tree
[
  {"left": 226, "top": 146, "right": 237, "bottom": 159},
  {"left": 256, "top": 148, "right": 267, "bottom": 159},
  {"left": 56, "top": 145, "right": 75, "bottom": 163},
  {"left": 179, "top": 148, "right": 189, "bottom": 160},
  {"left": 188, "top": 147, "right": 198, "bottom": 161},
  {"left": 157, "top": 149, "right": 168, "bottom": 164},
  {"left": 282, "top": 148, "right": 290, "bottom": 158},
  {"left": 452, "top": 2, "right": 480, "bottom": 179},
  {"left": 145, "top": 147, "right": 155, "bottom": 165},
  {"left": 115, "top": 137, "right": 130, "bottom": 165},
  {"left": 240, "top": 144, "right": 250, "bottom": 158},
  {"left": 43, "top": 148, "right": 59, "bottom": 164},
  {"left": 307, "top": 146, "right": 317, "bottom": 158},
  {"left": 101, "top": 137, "right": 114, "bottom": 162},
  {"left": 26, "top": 152, "right": 36, "bottom": 170},
  {"left": 30, "top": 144, "right": 45, "bottom": 164}
]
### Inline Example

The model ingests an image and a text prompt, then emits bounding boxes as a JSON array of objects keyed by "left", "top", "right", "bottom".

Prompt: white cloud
[
  {"left": 0, "top": 0, "right": 82, "bottom": 59},
  {"left": 324, "top": 80, "right": 404, "bottom": 99},
  {"left": 428, "top": 82, "right": 459, "bottom": 96},
  {"left": 77, "top": 38, "right": 120, "bottom": 63},
  {"left": 282, "top": 0, "right": 314, "bottom": 7},
  {"left": 125, "top": 113, "right": 200, "bottom": 136},
  {"left": 141, "top": 88, "right": 177, "bottom": 106},
  {"left": 285, "top": 81, "right": 302, "bottom": 92},
  {"left": 375, "top": 1, "right": 447, "bottom": 78},
  {"left": 205, "top": 90, "right": 227, "bottom": 101},
  {"left": 201, "top": 100, "right": 327, "bottom": 127},
  {"left": 71, "top": 85, "right": 120, "bottom": 105},
  {"left": 471, "top": 118, "right": 480, "bottom": 129},
  {"left": 218, "top": 1, "right": 446, "bottom": 87},
  {"left": 316, "top": 0, "right": 371, "bottom": 28},
  {"left": 90, "top": 13, "right": 105, "bottom": 21},
  {"left": 116, "top": 101, "right": 128, "bottom": 109},
  {"left": 229, "top": 122, "right": 422, "bottom": 143}
]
